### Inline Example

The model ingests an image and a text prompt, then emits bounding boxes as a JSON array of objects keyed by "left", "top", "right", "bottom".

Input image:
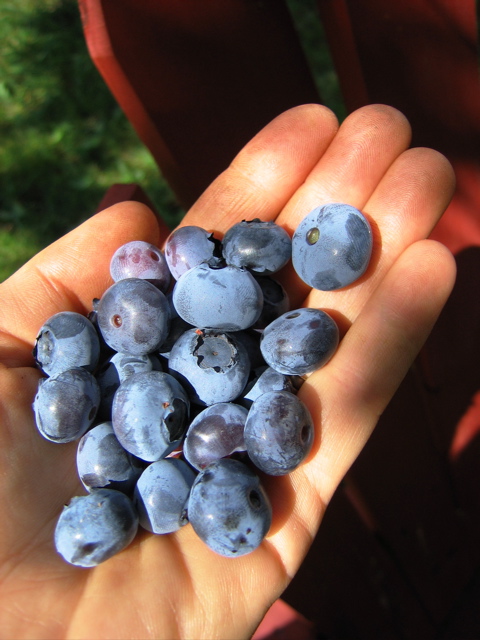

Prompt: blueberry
[
  {"left": 251, "top": 275, "right": 290, "bottom": 330},
  {"left": 95, "top": 352, "right": 163, "bottom": 419},
  {"left": 110, "top": 240, "right": 171, "bottom": 292},
  {"left": 168, "top": 329, "right": 250, "bottom": 405},
  {"left": 164, "top": 225, "right": 223, "bottom": 280},
  {"left": 260, "top": 307, "right": 339, "bottom": 375},
  {"left": 35, "top": 212, "right": 355, "bottom": 564},
  {"left": 33, "top": 368, "right": 100, "bottom": 443},
  {"left": 183, "top": 402, "right": 248, "bottom": 471},
  {"left": 112, "top": 370, "right": 190, "bottom": 461},
  {"left": 96, "top": 278, "right": 170, "bottom": 356},
  {"left": 239, "top": 366, "right": 300, "bottom": 408},
  {"left": 54, "top": 489, "right": 138, "bottom": 567},
  {"left": 133, "top": 458, "right": 196, "bottom": 534},
  {"left": 292, "top": 203, "right": 373, "bottom": 290},
  {"left": 33, "top": 311, "right": 100, "bottom": 377},
  {"left": 244, "top": 390, "right": 314, "bottom": 475},
  {"left": 87, "top": 301, "right": 116, "bottom": 361},
  {"left": 172, "top": 263, "right": 263, "bottom": 331},
  {"left": 107, "top": 352, "right": 162, "bottom": 382},
  {"left": 222, "top": 219, "right": 292, "bottom": 275},
  {"left": 229, "top": 329, "right": 265, "bottom": 370},
  {"left": 157, "top": 315, "right": 194, "bottom": 356},
  {"left": 187, "top": 458, "right": 272, "bottom": 557},
  {"left": 77, "top": 422, "right": 144, "bottom": 494}
]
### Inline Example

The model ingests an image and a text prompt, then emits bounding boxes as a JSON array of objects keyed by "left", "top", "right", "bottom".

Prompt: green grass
[
  {"left": 0, "top": 0, "right": 184, "bottom": 281},
  {"left": 0, "top": 227, "right": 42, "bottom": 281},
  {"left": 286, "top": 0, "right": 346, "bottom": 121},
  {"left": 0, "top": 0, "right": 344, "bottom": 282}
]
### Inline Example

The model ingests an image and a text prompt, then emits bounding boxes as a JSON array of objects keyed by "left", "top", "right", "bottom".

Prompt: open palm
[{"left": 0, "top": 104, "right": 456, "bottom": 639}]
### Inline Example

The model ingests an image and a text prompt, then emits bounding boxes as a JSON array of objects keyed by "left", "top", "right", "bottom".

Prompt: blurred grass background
[{"left": 0, "top": 0, "right": 344, "bottom": 282}]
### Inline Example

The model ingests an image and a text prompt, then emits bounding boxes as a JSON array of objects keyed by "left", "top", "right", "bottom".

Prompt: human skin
[{"left": 0, "top": 103, "right": 456, "bottom": 639}]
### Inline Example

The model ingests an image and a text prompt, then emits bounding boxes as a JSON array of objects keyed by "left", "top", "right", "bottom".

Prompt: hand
[{"left": 0, "top": 104, "right": 456, "bottom": 639}]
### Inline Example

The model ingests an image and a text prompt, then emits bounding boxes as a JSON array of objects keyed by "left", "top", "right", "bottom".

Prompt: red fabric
[{"left": 253, "top": 599, "right": 315, "bottom": 640}]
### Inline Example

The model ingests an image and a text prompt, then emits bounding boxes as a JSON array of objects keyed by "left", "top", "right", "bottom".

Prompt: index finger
[{"left": 0, "top": 202, "right": 163, "bottom": 366}]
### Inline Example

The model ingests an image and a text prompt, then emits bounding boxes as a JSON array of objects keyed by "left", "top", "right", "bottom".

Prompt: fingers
[
  {"left": 183, "top": 104, "right": 339, "bottom": 233},
  {"left": 0, "top": 202, "right": 162, "bottom": 364},
  {"left": 184, "top": 103, "right": 452, "bottom": 337},
  {"left": 275, "top": 107, "right": 455, "bottom": 312}
]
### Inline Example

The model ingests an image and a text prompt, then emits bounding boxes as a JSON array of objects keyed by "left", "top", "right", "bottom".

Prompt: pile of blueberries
[{"left": 32, "top": 203, "right": 372, "bottom": 567}]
